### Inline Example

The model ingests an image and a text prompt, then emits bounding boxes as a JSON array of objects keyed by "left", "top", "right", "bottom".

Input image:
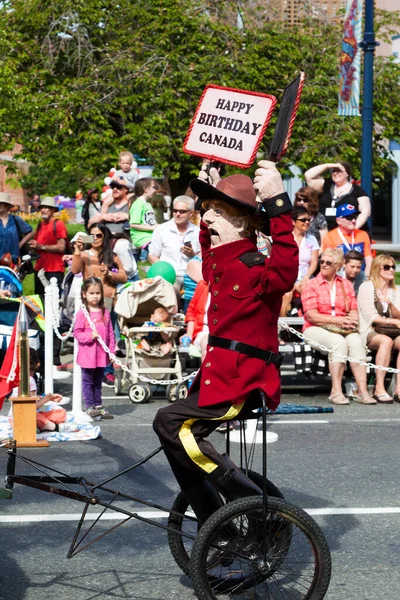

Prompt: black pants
[
  {"left": 34, "top": 271, "right": 64, "bottom": 366},
  {"left": 153, "top": 390, "right": 260, "bottom": 489}
]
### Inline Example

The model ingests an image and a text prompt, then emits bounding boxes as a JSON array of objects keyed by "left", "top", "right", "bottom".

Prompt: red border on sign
[{"left": 183, "top": 84, "right": 277, "bottom": 169}]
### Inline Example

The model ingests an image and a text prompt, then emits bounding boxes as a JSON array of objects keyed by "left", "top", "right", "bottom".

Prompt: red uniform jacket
[{"left": 191, "top": 212, "right": 298, "bottom": 410}]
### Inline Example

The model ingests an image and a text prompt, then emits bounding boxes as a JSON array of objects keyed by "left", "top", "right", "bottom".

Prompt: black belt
[{"left": 208, "top": 335, "right": 284, "bottom": 369}]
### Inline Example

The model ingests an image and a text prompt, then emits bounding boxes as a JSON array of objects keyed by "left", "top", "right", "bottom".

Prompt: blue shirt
[
  {"left": 183, "top": 256, "right": 202, "bottom": 301},
  {"left": 0, "top": 215, "right": 32, "bottom": 261}
]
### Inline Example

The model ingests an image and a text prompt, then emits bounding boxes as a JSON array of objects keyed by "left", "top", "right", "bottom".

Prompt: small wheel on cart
[
  {"left": 128, "top": 383, "right": 151, "bottom": 404},
  {"left": 167, "top": 382, "right": 188, "bottom": 403},
  {"left": 114, "top": 372, "right": 124, "bottom": 396}
]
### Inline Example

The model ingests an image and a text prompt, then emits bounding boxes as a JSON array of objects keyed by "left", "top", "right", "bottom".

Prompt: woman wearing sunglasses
[
  {"left": 71, "top": 222, "right": 127, "bottom": 312},
  {"left": 358, "top": 255, "right": 400, "bottom": 403},
  {"left": 280, "top": 206, "right": 319, "bottom": 317},
  {"left": 301, "top": 247, "right": 376, "bottom": 405},
  {"left": 304, "top": 161, "right": 371, "bottom": 233},
  {"left": 293, "top": 186, "right": 328, "bottom": 245}
]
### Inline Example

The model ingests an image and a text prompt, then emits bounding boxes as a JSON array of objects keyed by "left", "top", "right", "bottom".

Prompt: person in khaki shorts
[{"left": 301, "top": 247, "right": 376, "bottom": 406}]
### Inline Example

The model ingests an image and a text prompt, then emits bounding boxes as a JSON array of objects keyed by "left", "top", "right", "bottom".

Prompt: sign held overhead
[{"left": 183, "top": 84, "right": 277, "bottom": 169}]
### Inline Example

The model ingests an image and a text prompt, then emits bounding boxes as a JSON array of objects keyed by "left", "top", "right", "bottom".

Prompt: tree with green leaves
[{"left": 0, "top": 0, "right": 399, "bottom": 197}]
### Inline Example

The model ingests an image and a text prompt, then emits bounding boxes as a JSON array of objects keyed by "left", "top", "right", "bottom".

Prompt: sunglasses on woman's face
[
  {"left": 296, "top": 218, "right": 311, "bottom": 223},
  {"left": 320, "top": 260, "right": 335, "bottom": 267},
  {"left": 93, "top": 233, "right": 104, "bottom": 239},
  {"left": 382, "top": 264, "right": 395, "bottom": 271},
  {"left": 296, "top": 197, "right": 309, "bottom": 203}
]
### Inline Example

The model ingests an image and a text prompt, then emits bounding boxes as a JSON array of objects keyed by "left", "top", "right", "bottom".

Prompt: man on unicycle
[{"left": 153, "top": 160, "right": 298, "bottom": 525}]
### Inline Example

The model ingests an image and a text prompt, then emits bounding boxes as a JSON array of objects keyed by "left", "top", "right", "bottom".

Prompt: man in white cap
[
  {"left": 0, "top": 192, "right": 33, "bottom": 265},
  {"left": 28, "top": 196, "right": 69, "bottom": 379}
]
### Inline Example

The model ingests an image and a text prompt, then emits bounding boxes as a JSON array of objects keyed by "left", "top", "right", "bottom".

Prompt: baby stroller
[{"left": 114, "top": 276, "right": 188, "bottom": 404}]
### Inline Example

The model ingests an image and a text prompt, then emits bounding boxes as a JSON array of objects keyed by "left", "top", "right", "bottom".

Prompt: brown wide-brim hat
[
  {"left": 39, "top": 196, "right": 59, "bottom": 212},
  {"left": 190, "top": 174, "right": 257, "bottom": 211}
]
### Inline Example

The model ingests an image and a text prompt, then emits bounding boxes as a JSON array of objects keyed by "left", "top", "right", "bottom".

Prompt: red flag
[{"left": 0, "top": 319, "right": 20, "bottom": 409}]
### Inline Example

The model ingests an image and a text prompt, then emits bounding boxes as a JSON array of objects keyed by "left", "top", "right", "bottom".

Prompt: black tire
[
  {"left": 167, "top": 472, "right": 283, "bottom": 577},
  {"left": 190, "top": 496, "right": 331, "bottom": 600}
]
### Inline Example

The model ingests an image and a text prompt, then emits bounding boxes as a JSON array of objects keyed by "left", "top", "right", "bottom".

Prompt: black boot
[
  {"left": 207, "top": 454, "right": 262, "bottom": 501},
  {"left": 183, "top": 479, "right": 239, "bottom": 568},
  {"left": 207, "top": 456, "right": 264, "bottom": 565},
  {"left": 182, "top": 480, "right": 225, "bottom": 527}
]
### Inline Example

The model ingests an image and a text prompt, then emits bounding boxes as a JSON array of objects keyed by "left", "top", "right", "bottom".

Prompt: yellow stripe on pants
[{"left": 178, "top": 402, "right": 245, "bottom": 474}]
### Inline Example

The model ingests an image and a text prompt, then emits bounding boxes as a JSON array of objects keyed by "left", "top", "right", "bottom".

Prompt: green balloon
[{"left": 147, "top": 261, "right": 176, "bottom": 284}]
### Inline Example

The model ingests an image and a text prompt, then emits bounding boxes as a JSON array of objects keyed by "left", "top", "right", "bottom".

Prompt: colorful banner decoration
[{"left": 338, "top": 0, "right": 363, "bottom": 116}]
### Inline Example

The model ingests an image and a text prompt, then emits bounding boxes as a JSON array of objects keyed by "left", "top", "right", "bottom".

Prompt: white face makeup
[{"left": 203, "top": 201, "right": 249, "bottom": 247}]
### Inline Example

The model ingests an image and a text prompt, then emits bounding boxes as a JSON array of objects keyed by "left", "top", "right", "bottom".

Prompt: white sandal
[
  {"left": 329, "top": 394, "right": 350, "bottom": 405},
  {"left": 354, "top": 393, "right": 377, "bottom": 405}
]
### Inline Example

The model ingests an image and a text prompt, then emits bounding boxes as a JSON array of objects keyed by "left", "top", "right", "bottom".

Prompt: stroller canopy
[
  {"left": 0, "top": 266, "right": 23, "bottom": 297},
  {"left": 115, "top": 276, "right": 178, "bottom": 323}
]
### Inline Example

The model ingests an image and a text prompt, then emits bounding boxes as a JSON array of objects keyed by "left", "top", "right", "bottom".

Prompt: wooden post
[{"left": 10, "top": 396, "right": 49, "bottom": 448}]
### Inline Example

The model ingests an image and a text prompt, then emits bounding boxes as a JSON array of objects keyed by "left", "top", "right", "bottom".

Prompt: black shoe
[{"left": 206, "top": 454, "right": 262, "bottom": 502}]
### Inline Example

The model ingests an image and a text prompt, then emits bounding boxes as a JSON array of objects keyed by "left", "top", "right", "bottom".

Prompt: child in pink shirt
[{"left": 74, "top": 277, "right": 115, "bottom": 419}]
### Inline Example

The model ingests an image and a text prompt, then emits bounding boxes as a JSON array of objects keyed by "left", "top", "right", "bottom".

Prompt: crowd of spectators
[{"left": 0, "top": 157, "right": 398, "bottom": 408}]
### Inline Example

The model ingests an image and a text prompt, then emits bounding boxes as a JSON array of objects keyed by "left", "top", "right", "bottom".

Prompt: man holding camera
[{"left": 148, "top": 195, "right": 200, "bottom": 293}]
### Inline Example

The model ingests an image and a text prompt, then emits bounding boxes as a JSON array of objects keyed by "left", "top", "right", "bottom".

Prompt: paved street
[{"left": 2, "top": 381, "right": 400, "bottom": 600}]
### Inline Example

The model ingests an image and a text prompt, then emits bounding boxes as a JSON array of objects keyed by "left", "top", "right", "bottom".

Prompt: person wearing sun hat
[
  {"left": 153, "top": 160, "right": 298, "bottom": 527},
  {"left": 28, "top": 195, "right": 69, "bottom": 377},
  {"left": 28, "top": 195, "right": 67, "bottom": 294},
  {"left": 322, "top": 203, "right": 372, "bottom": 277},
  {"left": 0, "top": 192, "right": 34, "bottom": 266}
]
